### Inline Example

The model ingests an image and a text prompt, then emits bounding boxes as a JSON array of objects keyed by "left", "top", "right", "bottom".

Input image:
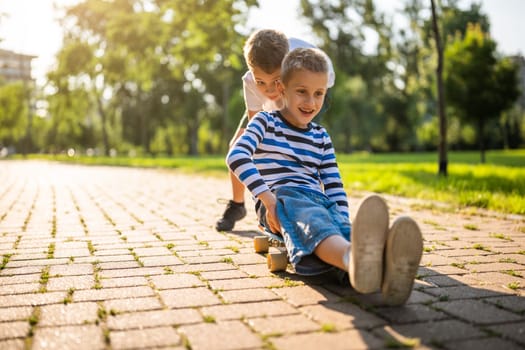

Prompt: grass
[
  {"left": 10, "top": 149, "right": 525, "bottom": 215},
  {"left": 336, "top": 150, "right": 525, "bottom": 215},
  {"left": 320, "top": 323, "right": 337, "bottom": 333}
]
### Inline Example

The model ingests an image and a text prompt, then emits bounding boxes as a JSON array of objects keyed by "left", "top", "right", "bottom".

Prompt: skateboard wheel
[
  {"left": 254, "top": 236, "right": 269, "bottom": 253},
  {"left": 267, "top": 251, "right": 287, "bottom": 272}
]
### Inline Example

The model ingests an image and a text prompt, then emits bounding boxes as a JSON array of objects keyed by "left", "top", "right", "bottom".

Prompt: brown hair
[
  {"left": 243, "top": 29, "right": 289, "bottom": 74},
  {"left": 280, "top": 48, "right": 328, "bottom": 85}
]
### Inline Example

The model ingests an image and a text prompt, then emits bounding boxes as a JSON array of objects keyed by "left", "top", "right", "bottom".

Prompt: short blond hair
[
  {"left": 280, "top": 48, "right": 328, "bottom": 85},
  {"left": 243, "top": 29, "right": 289, "bottom": 74}
]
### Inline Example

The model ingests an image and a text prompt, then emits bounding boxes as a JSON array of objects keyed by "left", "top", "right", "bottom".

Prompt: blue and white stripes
[{"left": 227, "top": 111, "right": 349, "bottom": 218}]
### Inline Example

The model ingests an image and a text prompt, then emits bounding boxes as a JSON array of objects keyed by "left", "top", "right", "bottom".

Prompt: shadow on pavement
[{"left": 234, "top": 228, "right": 525, "bottom": 349}]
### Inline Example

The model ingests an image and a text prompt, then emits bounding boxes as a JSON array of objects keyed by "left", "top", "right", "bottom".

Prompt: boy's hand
[
  {"left": 258, "top": 191, "right": 280, "bottom": 233},
  {"left": 265, "top": 206, "right": 281, "bottom": 234}
]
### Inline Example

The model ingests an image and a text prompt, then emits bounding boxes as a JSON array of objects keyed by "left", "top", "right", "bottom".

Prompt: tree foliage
[
  {"left": 1, "top": 0, "right": 522, "bottom": 157},
  {"left": 40, "top": 0, "right": 255, "bottom": 156},
  {"left": 445, "top": 24, "right": 519, "bottom": 162},
  {"left": 0, "top": 82, "right": 28, "bottom": 145}
]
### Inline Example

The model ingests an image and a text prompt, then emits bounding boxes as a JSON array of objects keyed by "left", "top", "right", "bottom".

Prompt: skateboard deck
[
  {"left": 257, "top": 225, "right": 284, "bottom": 244},
  {"left": 255, "top": 226, "right": 288, "bottom": 272}
]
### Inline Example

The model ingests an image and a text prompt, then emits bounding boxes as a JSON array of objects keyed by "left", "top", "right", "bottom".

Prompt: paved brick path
[{"left": 0, "top": 160, "right": 524, "bottom": 350}]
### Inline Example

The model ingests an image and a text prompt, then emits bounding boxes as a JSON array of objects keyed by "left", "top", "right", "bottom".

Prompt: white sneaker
[
  {"left": 381, "top": 216, "right": 423, "bottom": 306},
  {"left": 349, "top": 194, "right": 389, "bottom": 293}
]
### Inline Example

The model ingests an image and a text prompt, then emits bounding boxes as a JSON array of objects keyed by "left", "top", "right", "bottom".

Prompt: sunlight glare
[{"left": 0, "top": 0, "right": 80, "bottom": 85}]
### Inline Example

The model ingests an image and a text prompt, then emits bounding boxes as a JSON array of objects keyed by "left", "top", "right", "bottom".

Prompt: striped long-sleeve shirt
[{"left": 227, "top": 111, "right": 349, "bottom": 219}]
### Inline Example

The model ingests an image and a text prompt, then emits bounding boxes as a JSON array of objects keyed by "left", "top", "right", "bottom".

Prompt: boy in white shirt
[{"left": 216, "top": 29, "right": 335, "bottom": 231}]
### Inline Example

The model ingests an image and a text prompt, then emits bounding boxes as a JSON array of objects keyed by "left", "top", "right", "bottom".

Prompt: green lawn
[
  {"left": 337, "top": 151, "right": 525, "bottom": 215},
  {"left": 15, "top": 149, "right": 525, "bottom": 215}
]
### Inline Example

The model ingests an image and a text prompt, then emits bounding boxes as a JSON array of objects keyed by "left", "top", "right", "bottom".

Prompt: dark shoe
[{"left": 215, "top": 200, "right": 247, "bottom": 231}]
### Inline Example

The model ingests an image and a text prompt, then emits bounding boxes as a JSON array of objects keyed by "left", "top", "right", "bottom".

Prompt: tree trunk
[
  {"left": 96, "top": 95, "right": 109, "bottom": 156},
  {"left": 222, "top": 79, "right": 230, "bottom": 153},
  {"left": 431, "top": 0, "right": 448, "bottom": 176},
  {"left": 188, "top": 124, "right": 199, "bottom": 156},
  {"left": 344, "top": 116, "right": 352, "bottom": 153},
  {"left": 479, "top": 118, "right": 486, "bottom": 163}
]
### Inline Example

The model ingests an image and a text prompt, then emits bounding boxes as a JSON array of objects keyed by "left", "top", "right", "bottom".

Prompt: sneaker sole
[
  {"left": 382, "top": 216, "right": 423, "bottom": 306},
  {"left": 349, "top": 194, "right": 389, "bottom": 293}
]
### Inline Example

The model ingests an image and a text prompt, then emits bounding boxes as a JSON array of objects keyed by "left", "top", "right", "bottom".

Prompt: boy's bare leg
[
  {"left": 314, "top": 235, "right": 350, "bottom": 271},
  {"left": 230, "top": 170, "right": 246, "bottom": 203},
  {"left": 215, "top": 123, "right": 248, "bottom": 231},
  {"left": 229, "top": 123, "right": 248, "bottom": 203}
]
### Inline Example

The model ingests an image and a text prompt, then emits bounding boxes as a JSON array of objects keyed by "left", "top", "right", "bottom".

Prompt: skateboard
[{"left": 254, "top": 226, "right": 288, "bottom": 272}]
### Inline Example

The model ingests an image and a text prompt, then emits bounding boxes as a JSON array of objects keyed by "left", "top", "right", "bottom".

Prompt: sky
[{"left": 1, "top": 0, "right": 524, "bottom": 86}]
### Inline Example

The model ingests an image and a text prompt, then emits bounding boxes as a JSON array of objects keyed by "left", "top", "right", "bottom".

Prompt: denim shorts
[{"left": 258, "top": 186, "right": 351, "bottom": 276}]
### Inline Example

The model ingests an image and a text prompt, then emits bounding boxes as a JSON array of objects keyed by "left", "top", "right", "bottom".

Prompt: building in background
[
  {"left": 0, "top": 48, "right": 36, "bottom": 83},
  {"left": 0, "top": 48, "right": 37, "bottom": 156}
]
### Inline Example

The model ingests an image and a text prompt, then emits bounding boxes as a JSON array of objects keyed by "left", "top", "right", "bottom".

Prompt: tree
[
  {"left": 49, "top": 0, "right": 130, "bottom": 155},
  {"left": 441, "top": 2, "right": 490, "bottom": 40},
  {"left": 51, "top": 0, "right": 256, "bottom": 156},
  {"left": 0, "top": 82, "right": 28, "bottom": 148},
  {"left": 46, "top": 39, "right": 100, "bottom": 153},
  {"left": 158, "top": 0, "right": 256, "bottom": 155},
  {"left": 300, "top": 0, "right": 397, "bottom": 151},
  {"left": 445, "top": 24, "right": 519, "bottom": 162}
]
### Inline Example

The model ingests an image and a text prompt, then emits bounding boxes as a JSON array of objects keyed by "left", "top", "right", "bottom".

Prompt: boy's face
[
  {"left": 279, "top": 70, "right": 328, "bottom": 129},
  {"left": 251, "top": 66, "right": 282, "bottom": 101}
]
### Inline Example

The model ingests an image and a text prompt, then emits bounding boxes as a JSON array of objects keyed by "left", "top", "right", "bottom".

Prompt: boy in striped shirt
[
  {"left": 215, "top": 29, "right": 335, "bottom": 232},
  {"left": 227, "top": 48, "right": 423, "bottom": 305}
]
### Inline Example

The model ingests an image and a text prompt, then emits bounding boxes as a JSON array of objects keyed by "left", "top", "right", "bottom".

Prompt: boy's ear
[{"left": 276, "top": 79, "right": 284, "bottom": 94}]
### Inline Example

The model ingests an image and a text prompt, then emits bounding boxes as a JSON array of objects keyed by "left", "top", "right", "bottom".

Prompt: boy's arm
[
  {"left": 226, "top": 113, "right": 271, "bottom": 198},
  {"left": 227, "top": 112, "right": 281, "bottom": 232},
  {"left": 243, "top": 72, "right": 263, "bottom": 117},
  {"left": 319, "top": 134, "right": 349, "bottom": 219}
]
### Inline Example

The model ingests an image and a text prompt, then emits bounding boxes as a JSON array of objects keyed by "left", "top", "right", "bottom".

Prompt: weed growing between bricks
[
  {"left": 93, "top": 261, "right": 102, "bottom": 289},
  {"left": 472, "top": 243, "right": 491, "bottom": 252},
  {"left": 489, "top": 232, "right": 513, "bottom": 241},
  {"left": 22, "top": 186, "right": 40, "bottom": 232},
  {"left": 128, "top": 248, "right": 145, "bottom": 267},
  {"left": 51, "top": 186, "right": 57, "bottom": 238},
  {"left": 46, "top": 243, "right": 55, "bottom": 259},
  {"left": 117, "top": 230, "right": 128, "bottom": 242},
  {"left": 153, "top": 232, "right": 164, "bottom": 241},
  {"left": 87, "top": 240, "right": 96, "bottom": 255},
  {"left": 0, "top": 253, "right": 12, "bottom": 270},
  {"left": 463, "top": 223, "right": 479, "bottom": 230},
  {"left": 26, "top": 306, "right": 41, "bottom": 348},
  {"left": 38, "top": 266, "right": 50, "bottom": 293},
  {"left": 63, "top": 288, "right": 75, "bottom": 304},
  {"left": 96, "top": 302, "right": 111, "bottom": 346}
]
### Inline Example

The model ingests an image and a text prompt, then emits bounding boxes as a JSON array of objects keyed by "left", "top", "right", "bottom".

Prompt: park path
[{"left": 0, "top": 160, "right": 524, "bottom": 350}]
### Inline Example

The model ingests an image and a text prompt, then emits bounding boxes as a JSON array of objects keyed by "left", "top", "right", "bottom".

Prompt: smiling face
[
  {"left": 251, "top": 66, "right": 282, "bottom": 102},
  {"left": 278, "top": 69, "right": 328, "bottom": 129}
]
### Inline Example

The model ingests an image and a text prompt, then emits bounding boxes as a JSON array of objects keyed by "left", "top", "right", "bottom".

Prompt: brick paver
[{"left": 0, "top": 160, "right": 524, "bottom": 349}]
